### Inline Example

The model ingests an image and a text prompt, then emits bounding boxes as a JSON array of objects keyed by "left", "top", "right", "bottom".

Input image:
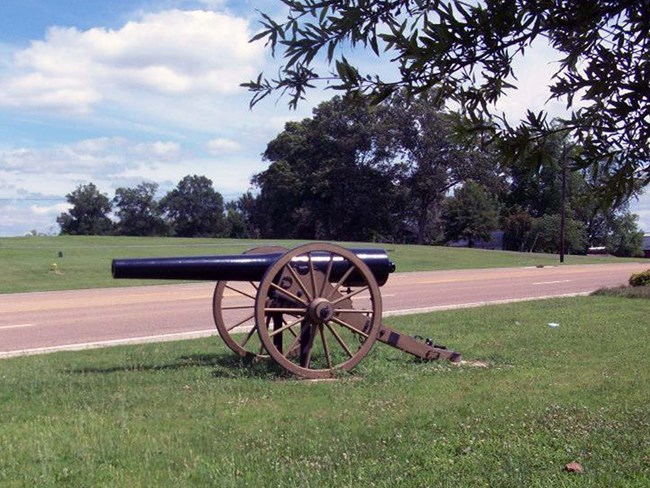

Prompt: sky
[{"left": 0, "top": 0, "right": 648, "bottom": 236}]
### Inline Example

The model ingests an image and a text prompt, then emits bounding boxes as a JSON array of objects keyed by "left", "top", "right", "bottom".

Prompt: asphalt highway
[{"left": 1, "top": 261, "right": 647, "bottom": 358}]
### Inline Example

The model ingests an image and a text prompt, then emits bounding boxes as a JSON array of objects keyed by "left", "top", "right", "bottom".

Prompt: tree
[
  {"left": 57, "top": 183, "right": 113, "bottom": 235},
  {"left": 378, "top": 93, "right": 502, "bottom": 243},
  {"left": 253, "top": 96, "right": 399, "bottom": 241},
  {"left": 603, "top": 212, "right": 644, "bottom": 257},
  {"left": 501, "top": 206, "right": 535, "bottom": 252},
  {"left": 224, "top": 201, "right": 248, "bottom": 239},
  {"left": 159, "top": 175, "right": 225, "bottom": 237},
  {"left": 527, "top": 214, "right": 586, "bottom": 254},
  {"left": 223, "top": 193, "right": 263, "bottom": 239},
  {"left": 442, "top": 182, "right": 499, "bottom": 247},
  {"left": 245, "top": 1, "right": 649, "bottom": 197},
  {"left": 113, "top": 182, "right": 168, "bottom": 236}
]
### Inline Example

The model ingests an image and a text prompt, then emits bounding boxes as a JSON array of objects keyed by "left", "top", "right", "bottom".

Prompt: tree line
[
  {"left": 57, "top": 175, "right": 227, "bottom": 238},
  {"left": 57, "top": 94, "right": 644, "bottom": 257}
]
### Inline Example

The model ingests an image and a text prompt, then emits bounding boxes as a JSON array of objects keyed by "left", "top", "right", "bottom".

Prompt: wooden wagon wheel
[
  {"left": 255, "top": 243, "right": 382, "bottom": 379},
  {"left": 212, "top": 246, "right": 287, "bottom": 358}
]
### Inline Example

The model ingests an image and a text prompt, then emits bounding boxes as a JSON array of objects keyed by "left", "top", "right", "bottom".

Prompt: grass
[
  {"left": 1, "top": 295, "right": 649, "bottom": 486},
  {"left": 1, "top": 235, "right": 643, "bottom": 293}
]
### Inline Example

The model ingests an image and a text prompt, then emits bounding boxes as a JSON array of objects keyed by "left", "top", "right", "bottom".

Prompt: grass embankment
[
  {"left": 0, "top": 235, "right": 641, "bottom": 293},
  {"left": 1, "top": 296, "right": 649, "bottom": 486}
]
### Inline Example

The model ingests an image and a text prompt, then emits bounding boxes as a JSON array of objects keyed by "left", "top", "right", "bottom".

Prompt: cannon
[{"left": 112, "top": 243, "right": 460, "bottom": 379}]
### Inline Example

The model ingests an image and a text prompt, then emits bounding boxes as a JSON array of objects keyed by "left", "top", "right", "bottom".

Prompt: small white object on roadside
[{"left": 548, "top": 322, "right": 559, "bottom": 328}]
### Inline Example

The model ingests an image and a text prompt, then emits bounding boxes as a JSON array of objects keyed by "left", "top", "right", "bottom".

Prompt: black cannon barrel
[{"left": 112, "top": 248, "right": 395, "bottom": 286}]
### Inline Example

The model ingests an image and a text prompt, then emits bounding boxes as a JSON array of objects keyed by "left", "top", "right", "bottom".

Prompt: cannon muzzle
[{"left": 112, "top": 248, "right": 395, "bottom": 286}]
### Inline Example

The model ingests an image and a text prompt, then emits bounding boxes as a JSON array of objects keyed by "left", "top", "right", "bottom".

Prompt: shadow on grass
[
  {"left": 209, "top": 354, "right": 291, "bottom": 380},
  {"left": 65, "top": 353, "right": 291, "bottom": 380},
  {"left": 591, "top": 285, "right": 650, "bottom": 299}
]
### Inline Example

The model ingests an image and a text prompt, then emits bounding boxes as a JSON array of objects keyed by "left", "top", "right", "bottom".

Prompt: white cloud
[
  {"left": 197, "top": 0, "right": 227, "bottom": 8},
  {"left": 0, "top": 199, "right": 69, "bottom": 236},
  {"left": 493, "top": 40, "right": 569, "bottom": 122},
  {"left": 134, "top": 141, "right": 181, "bottom": 159},
  {"left": 631, "top": 191, "right": 650, "bottom": 233},
  {"left": 0, "top": 9, "right": 264, "bottom": 114},
  {"left": 31, "top": 202, "right": 70, "bottom": 216},
  {"left": 206, "top": 137, "right": 242, "bottom": 154},
  {"left": 0, "top": 137, "right": 184, "bottom": 199},
  {"left": 0, "top": 134, "right": 267, "bottom": 233}
]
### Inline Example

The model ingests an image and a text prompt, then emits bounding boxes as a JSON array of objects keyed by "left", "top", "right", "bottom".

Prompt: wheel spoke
[
  {"left": 331, "top": 316, "right": 369, "bottom": 339},
  {"left": 221, "top": 305, "right": 255, "bottom": 311},
  {"left": 239, "top": 325, "right": 257, "bottom": 348},
  {"left": 224, "top": 283, "right": 256, "bottom": 300},
  {"left": 320, "top": 324, "right": 333, "bottom": 369},
  {"left": 268, "top": 315, "right": 304, "bottom": 337},
  {"left": 331, "top": 286, "right": 370, "bottom": 306},
  {"left": 270, "top": 281, "right": 308, "bottom": 306},
  {"left": 300, "top": 322, "right": 317, "bottom": 368},
  {"left": 285, "top": 264, "right": 313, "bottom": 302},
  {"left": 333, "top": 308, "right": 373, "bottom": 314},
  {"left": 307, "top": 252, "right": 318, "bottom": 298},
  {"left": 325, "top": 265, "right": 355, "bottom": 300},
  {"left": 325, "top": 323, "right": 353, "bottom": 358},
  {"left": 319, "top": 254, "right": 335, "bottom": 296},
  {"left": 264, "top": 307, "right": 307, "bottom": 314},
  {"left": 284, "top": 332, "right": 301, "bottom": 358},
  {"left": 285, "top": 318, "right": 299, "bottom": 337},
  {"left": 226, "top": 312, "right": 255, "bottom": 331}
]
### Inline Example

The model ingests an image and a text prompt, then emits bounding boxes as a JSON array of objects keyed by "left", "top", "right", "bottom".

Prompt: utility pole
[{"left": 559, "top": 144, "right": 568, "bottom": 263}]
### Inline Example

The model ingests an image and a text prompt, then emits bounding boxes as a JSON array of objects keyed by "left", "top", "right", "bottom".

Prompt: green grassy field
[
  {"left": 0, "top": 235, "right": 642, "bottom": 293},
  {"left": 1, "top": 296, "right": 649, "bottom": 486}
]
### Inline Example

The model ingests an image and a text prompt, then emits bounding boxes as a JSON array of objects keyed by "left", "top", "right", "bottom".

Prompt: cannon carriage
[{"left": 112, "top": 243, "right": 460, "bottom": 379}]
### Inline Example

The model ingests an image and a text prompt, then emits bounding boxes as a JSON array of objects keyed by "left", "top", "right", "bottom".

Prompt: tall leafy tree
[
  {"left": 223, "top": 193, "right": 264, "bottom": 239},
  {"left": 159, "top": 175, "right": 225, "bottom": 237},
  {"left": 245, "top": 0, "right": 649, "bottom": 197},
  {"left": 253, "top": 96, "right": 398, "bottom": 241},
  {"left": 442, "top": 182, "right": 499, "bottom": 247},
  {"left": 113, "top": 182, "right": 167, "bottom": 236},
  {"left": 602, "top": 212, "right": 644, "bottom": 257},
  {"left": 527, "top": 214, "right": 587, "bottom": 254},
  {"left": 378, "top": 93, "right": 502, "bottom": 243},
  {"left": 57, "top": 183, "right": 113, "bottom": 235}
]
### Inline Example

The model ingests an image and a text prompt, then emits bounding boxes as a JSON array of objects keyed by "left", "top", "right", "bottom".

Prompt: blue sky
[{"left": 1, "top": 0, "right": 648, "bottom": 236}]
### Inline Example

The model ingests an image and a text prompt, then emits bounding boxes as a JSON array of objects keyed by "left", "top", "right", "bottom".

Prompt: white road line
[
  {"left": 0, "top": 292, "right": 591, "bottom": 360},
  {"left": 0, "top": 329, "right": 220, "bottom": 359},
  {"left": 0, "top": 323, "right": 35, "bottom": 330},
  {"left": 383, "top": 292, "right": 589, "bottom": 317},
  {"left": 532, "top": 280, "right": 571, "bottom": 285}
]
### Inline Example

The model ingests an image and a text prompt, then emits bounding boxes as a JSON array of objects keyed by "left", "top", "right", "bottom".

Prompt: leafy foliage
[
  {"left": 159, "top": 175, "right": 225, "bottom": 237},
  {"left": 57, "top": 183, "right": 113, "bottom": 236},
  {"left": 629, "top": 270, "right": 650, "bottom": 287},
  {"left": 245, "top": 0, "right": 650, "bottom": 197},
  {"left": 528, "top": 213, "right": 587, "bottom": 254},
  {"left": 253, "top": 96, "right": 399, "bottom": 241},
  {"left": 443, "top": 182, "right": 499, "bottom": 247},
  {"left": 603, "top": 212, "right": 644, "bottom": 257},
  {"left": 113, "top": 182, "right": 168, "bottom": 237},
  {"left": 252, "top": 95, "right": 499, "bottom": 243},
  {"left": 377, "top": 93, "right": 502, "bottom": 243}
]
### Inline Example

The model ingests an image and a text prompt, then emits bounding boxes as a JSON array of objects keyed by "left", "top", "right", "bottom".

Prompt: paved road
[{"left": 1, "top": 262, "right": 647, "bottom": 358}]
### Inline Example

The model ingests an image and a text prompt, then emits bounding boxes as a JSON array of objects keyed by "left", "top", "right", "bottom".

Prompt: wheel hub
[{"left": 308, "top": 297, "right": 334, "bottom": 324}]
